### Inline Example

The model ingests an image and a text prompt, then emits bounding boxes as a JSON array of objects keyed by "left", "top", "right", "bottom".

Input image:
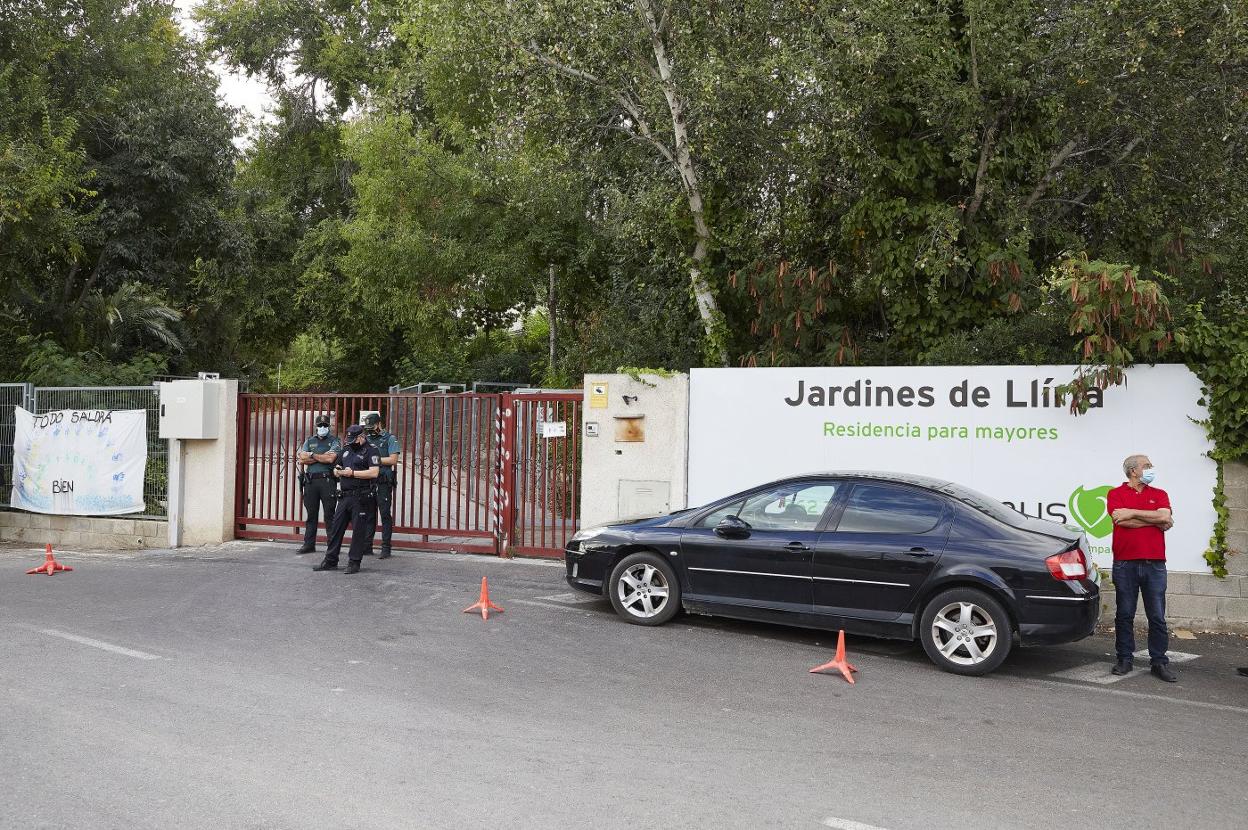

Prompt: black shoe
[
  {"left": 312, "top": 560, "right": 338, "bottom": 572},
  {"left": 1238, "top": 667, "right": 1248, "bottom": 678},
  {"left": 1111, "top": 660, "right": 1133, "bottom": 676},
  {"left": 1151, "top": 664, "right": 1178, "bottom": 683},
  {"left": 344, "top": 562, "right": 361, "bottom": 575},
  {"left": 377, "top": 549, "right": 392, "bottom": 560},
  {"left": 296, "top": 545, "right": 314, "bottom": 554}
]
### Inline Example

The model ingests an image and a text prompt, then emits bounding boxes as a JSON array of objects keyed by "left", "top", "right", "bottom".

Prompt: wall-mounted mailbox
[{"left": 613, "top": 413, "right": 644, "bottom": 442}]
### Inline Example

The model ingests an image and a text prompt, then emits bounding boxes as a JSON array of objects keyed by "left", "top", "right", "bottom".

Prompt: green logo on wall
[{"left": 1068, "top": 485, "right": 1114, "bottom": 537}]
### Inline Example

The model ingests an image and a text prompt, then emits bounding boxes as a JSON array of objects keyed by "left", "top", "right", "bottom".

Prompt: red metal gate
[
  {"left": 234, "top": 391, "right": 581, "bottom": 558},
  {"left": 502, "top": 393, "right": 582, "bottom": 557}
]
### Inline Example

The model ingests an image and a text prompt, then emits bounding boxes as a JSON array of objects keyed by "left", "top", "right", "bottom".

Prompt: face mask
[
  {"left": 316, "top": 426, "right": 329, "bottom": 438},
  {"left": 1141, "top": 468, "right": 1156, "bottom": 485}
]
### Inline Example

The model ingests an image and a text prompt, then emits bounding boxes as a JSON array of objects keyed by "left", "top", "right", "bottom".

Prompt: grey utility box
[
  {"left": 158, "top": 380, "right": 221, "bottom": 439},
  {"left": 618, "top": 479, "right": 671, "bottom": 519}
]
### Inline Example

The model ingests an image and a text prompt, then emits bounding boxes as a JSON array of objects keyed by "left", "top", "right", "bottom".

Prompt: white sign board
[
  {"left": 689, "top": 366, "right": 1216, "bottom": 573},
  {"left": 10, "top": 407, "right": 148, "bottom": 515},
  {"left": 539, "top": 421, "right": 567, "bottom": 438}
]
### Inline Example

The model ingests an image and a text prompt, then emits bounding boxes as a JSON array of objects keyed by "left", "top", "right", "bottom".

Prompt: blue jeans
[{"left": 1113, "top": 560, "right": 1169, "bottom": 665}]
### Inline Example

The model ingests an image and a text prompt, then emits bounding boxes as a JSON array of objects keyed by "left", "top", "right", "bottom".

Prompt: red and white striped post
[{"left": 492, "top": 394, "right": 517, "bottom": 556}]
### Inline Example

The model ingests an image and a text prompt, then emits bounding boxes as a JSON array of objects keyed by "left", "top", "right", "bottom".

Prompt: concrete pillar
[
  {"left": 176, "top": 379, "right": 239, "bottom": 546},
  {"left": 579, "top": 373, "right": 689, "bottom": 528}
]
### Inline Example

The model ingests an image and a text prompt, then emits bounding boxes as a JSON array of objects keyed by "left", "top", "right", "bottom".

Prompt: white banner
[
  {"left": 11, "top": 407, "right": 148, "bottom": 515},
  {"left": 689, "top": 366, "right": 1217, "bottom": 573}
]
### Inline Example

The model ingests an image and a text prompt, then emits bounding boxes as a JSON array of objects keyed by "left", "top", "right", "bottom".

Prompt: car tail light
[{"left": 1046, "top": 548, "right": 1088, "bottom": 581}]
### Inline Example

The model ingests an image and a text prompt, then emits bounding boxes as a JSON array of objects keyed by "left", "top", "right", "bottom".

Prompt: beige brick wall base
[
  {"left": 1100, "top": 571, "right": 1248, "bottom": 634},
  {"left": 0, "top": 510, "right": 166, "bottom": 550}
]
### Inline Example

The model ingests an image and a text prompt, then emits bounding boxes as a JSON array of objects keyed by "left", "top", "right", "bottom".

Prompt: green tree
[
  {"left": 1, "top": 0, "right": 269, "bottom": 380},
  {"left": 725, "top": 0, "right": 1248, "bottom": 368},
  {"left": 191, "top": 0, "right": 1248, "bottom": 392}
]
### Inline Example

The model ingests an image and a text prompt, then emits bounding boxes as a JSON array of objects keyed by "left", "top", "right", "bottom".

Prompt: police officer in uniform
[
  {"left": 313, "top": 424, "right": 379, "bottom": 574},
  {"left": 364, "top": 412, "right": 400, "bottom": 558},
  {"left": 296, "top": 414, "right": 342, "bottom": 554}
]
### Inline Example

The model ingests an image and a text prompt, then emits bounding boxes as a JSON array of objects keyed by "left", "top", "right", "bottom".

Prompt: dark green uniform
[
  {"left": 299, "top": 432, "right": 342, "bottom": 550},
  {"left": 366, "top": 427, "right": 400, "bottom": 556},
  {"left": 318, "top": 432, "right": 378, "bottom": 570}
]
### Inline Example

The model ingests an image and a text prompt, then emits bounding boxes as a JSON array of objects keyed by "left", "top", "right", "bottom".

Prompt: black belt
[{"left": 307, "top": 472, "right": 333, "bottom": 480}]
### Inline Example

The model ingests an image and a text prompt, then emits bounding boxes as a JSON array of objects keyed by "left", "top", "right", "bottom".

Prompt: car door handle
[
  {"left": 784, "top": 542, "right": 812, "bottom": 552},
  {"left": 906, "top": 547, "right": 934, "bottom": 557}
]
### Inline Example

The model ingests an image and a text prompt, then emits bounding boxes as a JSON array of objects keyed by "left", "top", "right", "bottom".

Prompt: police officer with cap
[
  {"left": 296, "top": 414, "right": 342, "bottom": 554},
  {"left": 364, "top": 412, "right": 400, "bottom": 558},
  {"left": 313, "top": 424, "right": 379, "bottom": 574}
]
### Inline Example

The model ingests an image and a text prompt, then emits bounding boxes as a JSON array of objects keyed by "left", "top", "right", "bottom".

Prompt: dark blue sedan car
[{"left": 565, "top": 472, "right": 1100, "bottom": 675}]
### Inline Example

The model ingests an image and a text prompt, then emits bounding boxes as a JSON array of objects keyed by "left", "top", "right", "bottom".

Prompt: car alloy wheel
[
  {"left": 919, "top": 587, "right": 1012, "bottom": 675},
  {"left": 607, "top": 552, "right": 681, "bottom": 626},
  {"left": 931, "top": 601, "right": 998, "bottom": 667},
  {"left": 617, "top": 563, "right": 669, "bottom": 618}
]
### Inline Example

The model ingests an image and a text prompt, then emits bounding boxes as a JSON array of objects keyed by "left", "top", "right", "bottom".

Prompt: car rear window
[{"left": 937, "top": 483, "right": 1028, "bottom": 528}]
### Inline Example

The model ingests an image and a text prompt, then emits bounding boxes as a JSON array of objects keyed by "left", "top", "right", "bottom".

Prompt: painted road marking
[
  {"left": 1006, "top": 675, "right": 1248, "bottom": 716},
  {"left": 1051, "top": 650, "right": 1201, "bottom": 684},
  {"left": 535, "top": 592, "right": 600, "bottom": 604},
  {"left": 20, "top": 625, "right": 162, "bottom": 661},
  {"left": 1051, "top": 664, "right": 1139, "bottom": 684},
  {"left": 1135, "top": 649, "right": 1200, "bottom": 663},
  {"left": 511, "top": 598, "right": 587, "bottom": 612},
  {"left": 822, "top": 817, "right": 893, "bottom": 830}
]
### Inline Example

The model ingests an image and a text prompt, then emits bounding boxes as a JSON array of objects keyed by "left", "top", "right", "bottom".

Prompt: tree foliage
[
  {"left": 4, "top": 0, "right": 1245, "bottom": 398},
  {"left": 1, "top": 0, "right": 284, "bottom": 380}
]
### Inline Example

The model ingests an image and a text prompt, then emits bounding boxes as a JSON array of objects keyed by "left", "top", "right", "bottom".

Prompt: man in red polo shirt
[{"left": 1107, "top": 454, "right": 1176, "bottom": 682}]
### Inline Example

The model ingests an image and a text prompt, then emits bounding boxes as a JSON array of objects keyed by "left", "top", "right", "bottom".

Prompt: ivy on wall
[
  {"left": 1050, "top": 248, "right": 1244, "bottom": 577},
  {"left": 1184, "top": 307, "right": 1248, "bottom": 577}
]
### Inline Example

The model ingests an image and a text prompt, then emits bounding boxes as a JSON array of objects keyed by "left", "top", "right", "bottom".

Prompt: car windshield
[{"left": 937, "top": 482, "right": 1028, "bottom": 528}]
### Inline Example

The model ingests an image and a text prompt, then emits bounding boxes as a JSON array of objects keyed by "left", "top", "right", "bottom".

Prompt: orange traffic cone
[
  {"left": 463, "top": 576, "right": 504, "bottom": 620},
  {"left": 26, "top": 543, "right": 73, "bottom": 576},
  {"left": 809, "top": 630, "right": 857, "bottom": 684}
]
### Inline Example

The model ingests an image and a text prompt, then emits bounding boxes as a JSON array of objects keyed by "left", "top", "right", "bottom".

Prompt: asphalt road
[{"left": 2, "top": 542, "right": 1246, "bottom": 830}]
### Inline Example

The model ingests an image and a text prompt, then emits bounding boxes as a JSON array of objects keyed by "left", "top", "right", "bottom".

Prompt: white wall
[
  {"left": 688, "top": 366, "right": 1217, "bottom": 574},
  {"left": 579, "top": 373, "right": 689, "bottom": 528}
]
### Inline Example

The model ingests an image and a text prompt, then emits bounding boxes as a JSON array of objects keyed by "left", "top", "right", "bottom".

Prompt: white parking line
[
  {"left": 534, "top": 592, "right": 600, "bottom": 604},
  {"left": 1051, "top": 650, "right": 1201, "bottom": 684},
  {"left": 20, "top": 625, "right": 162, "bottom": 660},
  {"left": 511, "top": 598, "right": 585, "bottom": 612},
  {"left": 822, "top": 817, "right": 893, "bottom": 830},
  {"left": 1135, "top": 649, "right": 1200, "bottom": 663},
  {"left": 1006, "top": 675, "right": 1248, "bottom": 716},
  {"left": 1051, "top": 664, "right": 1135, "bottom": 684}
]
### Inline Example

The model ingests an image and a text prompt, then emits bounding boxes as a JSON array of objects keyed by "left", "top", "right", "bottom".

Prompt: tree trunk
[
  {"left": 547, "top": 263, "right": 557, "bottom": 374},
  {"left": 637, "top": 0, "right": 727, "bottom": 365}
]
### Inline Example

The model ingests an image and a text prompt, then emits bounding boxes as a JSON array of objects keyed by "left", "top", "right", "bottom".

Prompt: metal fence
[
  {"left": 21, "top": 386, "right": 167, "bottom": 519},
  {"left": 235, "top": 390, "right": 583, "bottom": 557},
  {"left": 508, "top": 393, "right": 582, "bottom": 556},
  {"left": 0, "top": 383, "right": 30, "bottom": 507},
  {"left": 236, "top": 393, "right": 503, "bottom": 554},
  {"left": 388, "top": 382, "right": 468, "bottom": 394}
]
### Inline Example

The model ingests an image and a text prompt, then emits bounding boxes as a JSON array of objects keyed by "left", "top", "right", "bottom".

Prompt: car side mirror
[{"left": 715, "top": 516, "right": 751, "bottom": 539}]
